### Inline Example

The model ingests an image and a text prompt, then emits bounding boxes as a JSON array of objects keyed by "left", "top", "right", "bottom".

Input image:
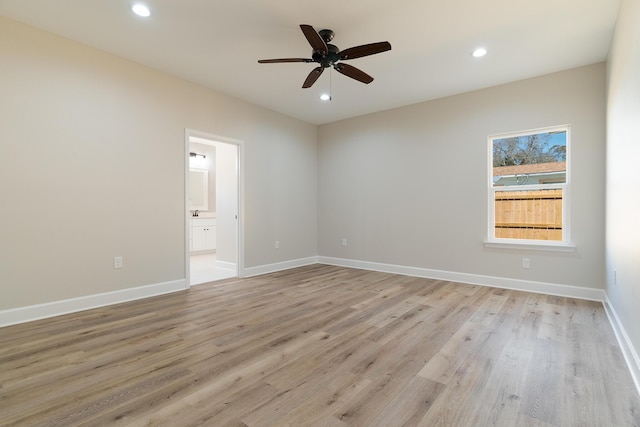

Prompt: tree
[{"left": 493, "top": 132, "right": 566, "bottom": 167}]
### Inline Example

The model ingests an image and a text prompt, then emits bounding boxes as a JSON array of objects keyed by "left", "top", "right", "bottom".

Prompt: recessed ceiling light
[
  {"left": 320, "top": 94, "right": 331, "bottom": 101},
  {"left": 472, "top": 47, "right": 487, "bottom": 58},
  {"left": 132, "top": 4, "right": 151, "bottom": 17}
]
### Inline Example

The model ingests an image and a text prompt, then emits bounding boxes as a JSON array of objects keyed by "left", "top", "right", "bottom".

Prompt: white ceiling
[{"left": 0, "top": 0, "right": 620, "bottom": 125}]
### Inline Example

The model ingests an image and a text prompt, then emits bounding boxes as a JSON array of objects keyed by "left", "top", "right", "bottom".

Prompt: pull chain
[{"left": 329, "top": 67, "right": 333, "bottom": 101}]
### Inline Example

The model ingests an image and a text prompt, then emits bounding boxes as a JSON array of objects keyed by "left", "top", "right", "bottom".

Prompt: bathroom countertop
[{"left": 191, "top": 212, "right": 216, "bottom": 219}]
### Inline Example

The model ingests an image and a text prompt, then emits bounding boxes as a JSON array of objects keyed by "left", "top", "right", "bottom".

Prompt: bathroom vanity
[{"left": 190, "top": 217, "right": 216, "bottom": 252}]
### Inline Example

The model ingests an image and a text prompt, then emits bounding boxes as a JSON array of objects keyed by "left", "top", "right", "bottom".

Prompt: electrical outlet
[
  {"left": 522, "top": 258, "right": 530, "bottom": 269},
  {"left": 275, "top": 240, "right": 280, "bottom": 249},
  {"left": 114, "top": 256, "right": 123, "bottom": 269},
  {"left": 342, "top": 238, "right": 348, "bottom": 247}
]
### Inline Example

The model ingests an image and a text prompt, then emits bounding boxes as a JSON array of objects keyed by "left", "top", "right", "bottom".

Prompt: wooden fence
[{"left": 494, "top": 188, "right": 563, "bottom": 240}]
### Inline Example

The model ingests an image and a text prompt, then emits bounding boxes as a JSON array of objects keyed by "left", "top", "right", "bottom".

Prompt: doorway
[{"left": 185, "top": 129, "right": 243, "bottom": 287}]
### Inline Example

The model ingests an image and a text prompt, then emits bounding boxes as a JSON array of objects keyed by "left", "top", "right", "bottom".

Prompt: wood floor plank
[
  {"left": 271, "top": 373, "right": 372, "bottom": 426},
  {"left": 1, "top": 265, "right": 639, "bottom": 426},
  {"left": 417, "top": 356, "right": 497, "bottom": 426},
  {"left": 368, "top": 376, "right": 445, "bottom": 427},
  {"left": 519, "top": 338, "right": 565, "bottom": 425}
]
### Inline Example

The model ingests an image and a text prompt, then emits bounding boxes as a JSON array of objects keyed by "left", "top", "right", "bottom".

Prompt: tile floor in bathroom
[{"left": 190, "top": 252, "right": 236, "bottom": 285}]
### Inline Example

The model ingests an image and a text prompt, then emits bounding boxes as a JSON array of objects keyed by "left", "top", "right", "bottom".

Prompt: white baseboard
[
  {"left": 0, "top": 279, "right": 186, "bottom": 328},
  {"left": 1, "top": 256, "right": 607, "bottom": 328},
  {"left": 317, "top": 256, "right": 606, "bottom": 302},
  {"left": 603, "top": 296, "right": 640, "bottom": 396},
  {"left": 215, "top": 260, "right": 237, "bottom": 271},
  {"left": 242, "top": 256, "right": 318, "bottom": 277}
]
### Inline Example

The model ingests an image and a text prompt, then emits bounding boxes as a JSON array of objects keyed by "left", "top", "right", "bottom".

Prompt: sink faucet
[{"left": 192, "top": 210, "right": 199, "bottom": 217}]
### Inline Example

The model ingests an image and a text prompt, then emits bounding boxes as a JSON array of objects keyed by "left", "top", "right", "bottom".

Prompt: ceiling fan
[{"left": 258, "top": 25, "right": 391, "bottom": 88}]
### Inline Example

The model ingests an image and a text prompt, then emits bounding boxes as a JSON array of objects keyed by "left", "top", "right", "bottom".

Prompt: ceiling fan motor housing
[{"left": 313, "top": 44, "right": 341, "bottom": 67}]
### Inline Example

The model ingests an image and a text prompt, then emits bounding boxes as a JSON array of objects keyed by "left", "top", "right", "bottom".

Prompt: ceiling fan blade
[
  {"left": 334, "top": 63, "right": 374, "bottom": 84},
  {"left": 258, "top": 58, "right": 313, "bottom": 63},
  {"left": 300, "top": 24, "right": 328, "bottom": 54},
  {"left": 302, "top": 67, "right": 324, "bottom": 88},
  {"left": 339, "top": 41, "right": 391, "bottom": 60}
]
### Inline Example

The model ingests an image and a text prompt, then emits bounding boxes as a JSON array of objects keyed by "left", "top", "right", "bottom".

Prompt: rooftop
[{"left": 493, "top": 162, "right": 566, "bottom": 177}]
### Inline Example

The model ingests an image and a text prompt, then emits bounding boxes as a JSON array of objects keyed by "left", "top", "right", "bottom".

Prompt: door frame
[{"left": 184, "top": 128, "right": 245, "bottom": 288}]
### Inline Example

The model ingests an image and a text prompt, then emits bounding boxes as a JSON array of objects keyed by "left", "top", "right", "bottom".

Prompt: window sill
[{"left": 483, "top": 240, "right": 576, "bottom": 252}]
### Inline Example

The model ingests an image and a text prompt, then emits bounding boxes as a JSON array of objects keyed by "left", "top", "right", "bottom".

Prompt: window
[{"left": 487, "top": 125, "right": 573, "bottom": 250}]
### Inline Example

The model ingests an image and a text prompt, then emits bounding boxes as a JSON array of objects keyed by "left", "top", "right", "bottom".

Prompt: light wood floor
[{"left": 1, "top": 265, "right": 639, "bottom": 426}]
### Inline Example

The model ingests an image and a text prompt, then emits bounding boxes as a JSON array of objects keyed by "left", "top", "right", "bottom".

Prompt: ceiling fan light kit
[
  {"left": 131, "top": 3, "right": 150, "bottom": 17},
  {"left": 472, "top": 47, "right": 488, "bottom": 57},
  {"left": 258, "top": 24, "right": 391, "bottom": 89}
]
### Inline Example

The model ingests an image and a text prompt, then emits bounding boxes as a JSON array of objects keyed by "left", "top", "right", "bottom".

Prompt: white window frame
[{"left": 484, "top": 125, "right": 575, "bottom": 252}]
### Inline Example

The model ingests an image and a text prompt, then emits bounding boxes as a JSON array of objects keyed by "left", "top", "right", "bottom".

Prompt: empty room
[{"left": 1, "top": 0, "right": 639, "bottom": 425}]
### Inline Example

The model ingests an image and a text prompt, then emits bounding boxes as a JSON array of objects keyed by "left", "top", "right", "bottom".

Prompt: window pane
[
  {"left": 494, "top": 188, "right": 563, "bottom": 241},
  {"left": 493, "top": 131, "right": 566, "bottom": 187}
]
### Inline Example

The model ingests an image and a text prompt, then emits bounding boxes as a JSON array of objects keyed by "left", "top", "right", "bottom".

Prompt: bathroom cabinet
[{"left": 191, "top": 218, "right": 216, "bottom": 252}]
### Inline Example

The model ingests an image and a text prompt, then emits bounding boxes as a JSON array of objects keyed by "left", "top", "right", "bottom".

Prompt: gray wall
[
  {"left": 0, "top": 16, "right": 318, "bottom": 310},
  {"left": 606, "top": 0, "right": 640, "bottom": 380},
  {"left": 318, "top": 63, "right": 606, "bottom": 289}
]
